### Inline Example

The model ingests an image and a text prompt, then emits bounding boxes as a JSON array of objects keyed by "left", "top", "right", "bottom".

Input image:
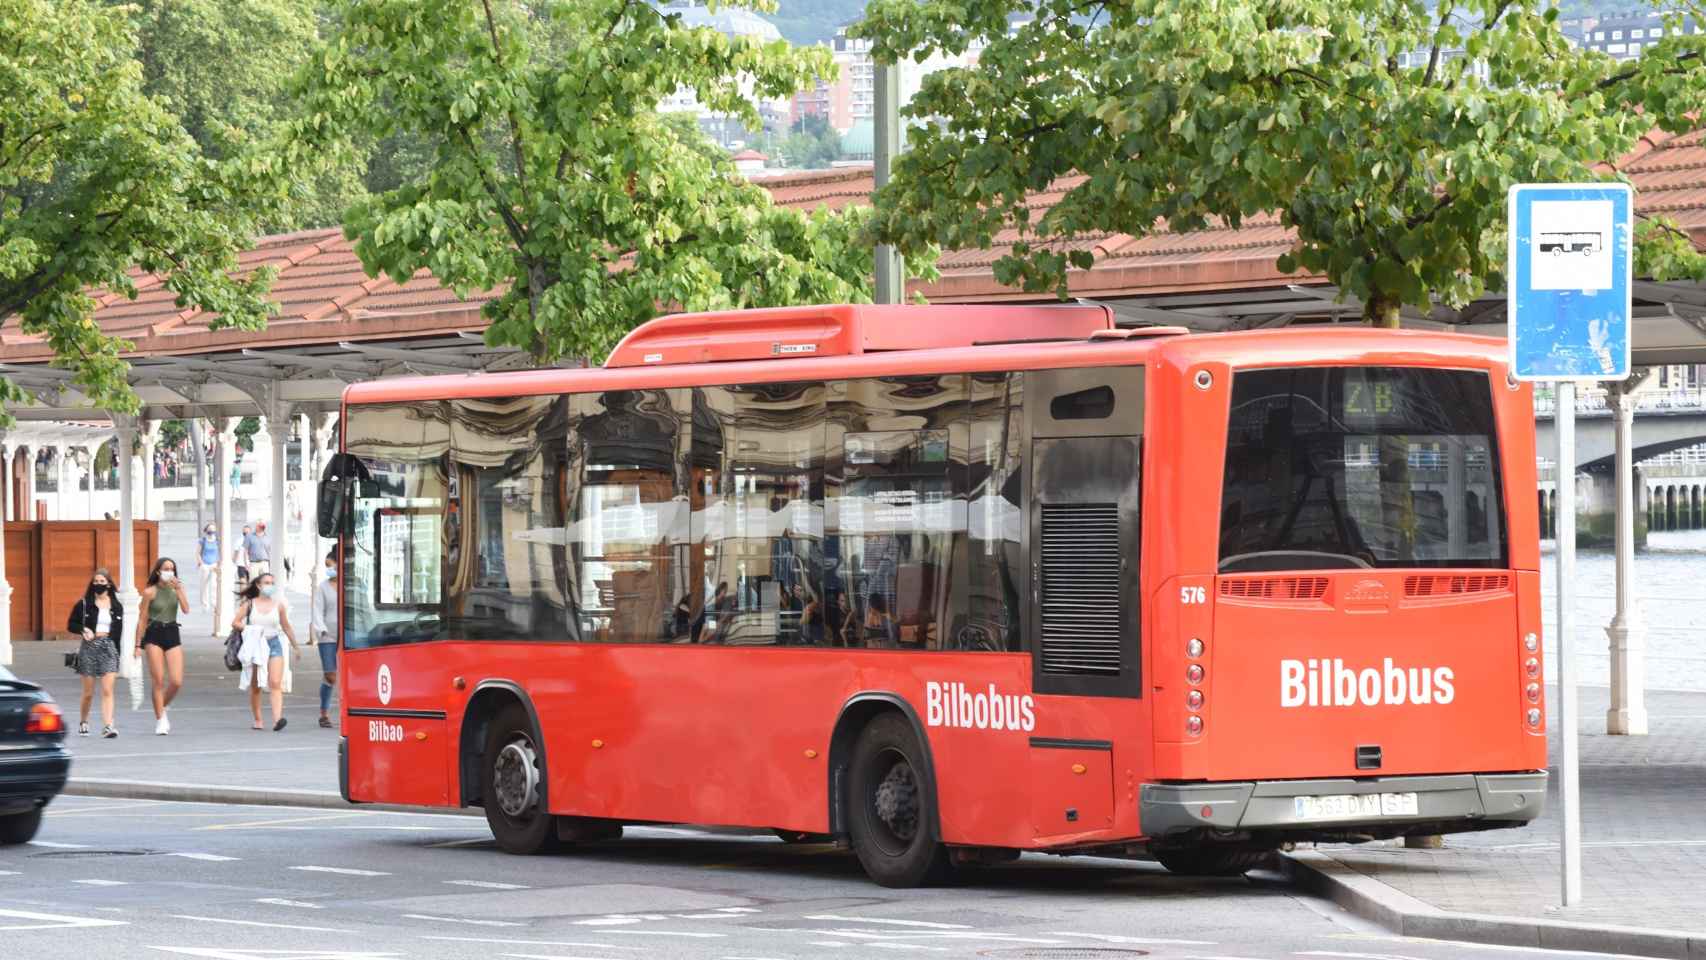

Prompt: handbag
[
  {"left": 223, "top": 628, "right": 244, "bottom": 672},
  {"left": 64, "top": 649, "right": 82, "bottom": 672}
]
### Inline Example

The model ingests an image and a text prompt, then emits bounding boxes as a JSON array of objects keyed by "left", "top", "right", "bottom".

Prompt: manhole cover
[
  {"left": 979, "top": 950, "right": 1148, "bottom": 959},
  {"left": 31, "top": 849, "right": 155, "bottom": 858}
]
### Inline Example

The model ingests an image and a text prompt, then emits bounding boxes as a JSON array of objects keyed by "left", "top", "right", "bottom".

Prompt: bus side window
[
  {"left": 343, "top": 401, "right": 448, "bottom": 650},
  {"left": 968, "top": 372, "right": 1023, "bottom": 652},
  {"left": 444, "top": 396, "right": 573, "bottom": 642},
  {"left": 568, "top": 389, "right": 690, "bottom": 644},
  {"left": 691, "top": 383, "right": 826, "bottom": 647}
]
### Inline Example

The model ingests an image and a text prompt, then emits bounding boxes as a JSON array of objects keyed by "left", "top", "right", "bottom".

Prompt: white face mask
[
  {"left": 260, "top": 585, "right": 277, "bottom": 598},
  {"left": 324, "top": 567, "right": 336, "bottom": 580},
  {"left": 159, "top": 570, "right": 175, "bottom": 583}
]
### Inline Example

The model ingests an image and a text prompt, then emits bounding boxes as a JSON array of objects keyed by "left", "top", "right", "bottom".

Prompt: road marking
[
  {"left": 170, "top": 852, "right": 240, "bottom": 862},
  {"left": 419, "top": 936, "right": 639, "bottom": 950},
  {"left": 445, "top": 880, "right": 531, "bottom": 890},
  {"left": 149, "top": 949, "right": 402, "bottom": 959},
  {"left": 502, "top": 954, "right": 626, "bottom": 960},
  {"left": 28, "top": 840, "right": 91, "bottom": 848},
  {"left": 289, "top": 865, "right": 391, "bottom": 877},
  {"left": 171, "top": 913, "right": 352, "bottom": 933},
  {"left": 203, "top": 813, "right": 370, "bottom": 832},
  {"left": 866, "top": 946, "right": 951, "bottom": 954},
  {"left": 1054, "top": 931, "right": 1219, "bottom": 946},
  {"left": 74, "top": 747, "right": 326, "bottom": 759},
  {"left": 1298, "top": 952, "right": 1425, "bottom": 960},
  {"left": 806, "top": 915, "right": 971, "bottom": 929},
  {"left": 770, "top": 929, "right": 1065, "bottom": 945},
  {"left": 808, "top": 943, "right": 850, "bottom": 949},
  {"left": 0, "top": 870, "right": 20, "bottom": 876},
  {"left": 256, "top": 898, "right": 324, "bottom": 909},
  {"left": 404, "top": 914, "right": 526, "bottom": 928},
  {"left": 73, "top": 878, "right": 129, "bottom": 886},
  {"left": 601, "top": 930, "right": 726, "bottom": 939},
  {"left": 0, "top": 907, "right": 128, "bottom": 930}
]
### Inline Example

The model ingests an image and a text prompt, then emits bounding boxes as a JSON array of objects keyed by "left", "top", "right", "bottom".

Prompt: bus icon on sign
[{"left": 1538, "top": 231, "right": 1602, "bottom": 256}]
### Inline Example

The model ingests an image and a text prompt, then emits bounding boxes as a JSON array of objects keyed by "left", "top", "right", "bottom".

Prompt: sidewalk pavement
[{"left": 7, "top": 517, "right": 1704, "bottom": 954}]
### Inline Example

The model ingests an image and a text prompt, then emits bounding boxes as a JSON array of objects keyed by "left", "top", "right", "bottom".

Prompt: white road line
[
  {"left": 502, "top": 954, "right": 627, "bottom": 960},
  {"left": 28, "top": 840, "right": 90, "bottom": 849},
  {"left": 867, "top": 946, "right": 952, "bottom": 953},
  {"left": 289, "top": 865, "right": 391, "bottom": 877},
  {"left": 0, "top": 870, "right": 17, "bottom": 876},
  {"left": 72, "top": 878, "right": 128, "bottom": 886},
  {"left": 171, "top": 913, "right": 351, "bottom": 933},
  {"left": 0, "top": 907, "right": 128, "bottom": 930},
  {"left": 255, "top": 898, "right": 324, "bottom": 909},
  {"left": 444, "top": 880, "right": 531, "bottom": 890},
  {"left": 1296, "top": 952, "right": 1424, "bottom": 960},
  {"left": 404, "top": 914, "right": 527, "bottom": 927},
  {"left": 169, "top": 852, "right": 240, "bottom": 862},
  {"left": 805, "top": 914, "right": 971, "bottom": 929},
  {"left": 71, "top": 746, "right": 326, "bottom": 759},
  {"left": 600, "top": 930, "right": 727, "bottom": 939},
  {"left": 420, "top": 936, "right": 639, "bottom": 950},
  {"left": 1054, "top": 931, "right": 1219, "bottom": 946},
  {"left": 808, "top": 943, "right": 850, "bottom": 949}
]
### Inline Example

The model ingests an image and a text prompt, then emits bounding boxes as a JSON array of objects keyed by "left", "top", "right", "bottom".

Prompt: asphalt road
[{"left": 0, "top": 797, "right": 1634, "bottom": 960}]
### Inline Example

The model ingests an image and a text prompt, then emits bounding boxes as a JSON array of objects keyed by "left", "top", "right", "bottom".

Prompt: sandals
[
  {"left": 318, "top": 716, "right": 333, "bottom": 729},
  {"left": 273, "top": 718, "right": 288, "bottom": 732}
]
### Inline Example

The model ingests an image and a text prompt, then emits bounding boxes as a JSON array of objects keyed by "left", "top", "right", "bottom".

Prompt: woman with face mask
[
  {"left": 233, "top": 573, "right": 300, "bottom": 731},
  {"left": 67, "top": 568, "right": 123, "bottom": 738},
  {"left": 139, "top": 557, "right": 191, "bottom": 735},
  {"left": 196, "top": 523, "right": 220, "bottom": 616}
]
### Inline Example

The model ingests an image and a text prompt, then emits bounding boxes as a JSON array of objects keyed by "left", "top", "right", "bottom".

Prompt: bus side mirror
[{"left": 318, "top": 453, "right": 368, "bottom": 538}]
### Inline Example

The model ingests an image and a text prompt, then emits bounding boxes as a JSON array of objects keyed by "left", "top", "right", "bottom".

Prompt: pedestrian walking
[
  {"left": 196, "top": 523, "right": 220, "bottom": 614},
  {"left": 137, "top": 557, "right": 190, "bottom": 735},
  {"left": 67, "top": 568, "right": 123, "bottom": 738},
  {"left": 246, "top": 521, "right": 271, "bottom": 576},
  {"left": 232, "top": 572, "right": 299, "bottom": 732},
  {"left": 234, "top": 522, "right": 253, "bottom": 569},
  {"left": 308, "top": 551, "right": 339, "bottom": 728}
]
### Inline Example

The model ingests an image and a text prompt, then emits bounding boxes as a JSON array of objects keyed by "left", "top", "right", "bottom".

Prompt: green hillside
[{"left": 772, "top": 0, "right": 867, "bottom": 45}]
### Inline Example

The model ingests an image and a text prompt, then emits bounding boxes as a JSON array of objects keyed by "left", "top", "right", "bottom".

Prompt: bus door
[{"left": 1022, "top": 367, "right": 1144, "bottom": 840}]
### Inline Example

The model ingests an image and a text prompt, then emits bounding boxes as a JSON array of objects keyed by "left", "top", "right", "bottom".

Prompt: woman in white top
[{"left": 232, "top": 572, "right": 300, "bottom": 731}]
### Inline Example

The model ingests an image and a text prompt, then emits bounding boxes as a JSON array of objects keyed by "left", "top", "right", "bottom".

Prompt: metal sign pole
[{"left": 1555, "top": 380, "right": 1582, "bottom": 906}]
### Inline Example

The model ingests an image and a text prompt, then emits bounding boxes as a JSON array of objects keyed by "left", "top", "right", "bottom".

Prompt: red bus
[{"left": 321, "top": 304, "right": 1547, "bottom": 886}]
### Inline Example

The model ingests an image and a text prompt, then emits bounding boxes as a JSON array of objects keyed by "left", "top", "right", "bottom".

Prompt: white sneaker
[{"left": 155, "top": 716, "right": 170, "bottom": 736}]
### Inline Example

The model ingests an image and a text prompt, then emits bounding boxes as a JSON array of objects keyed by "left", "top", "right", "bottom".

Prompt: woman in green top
[{"left": 138, "top": 557, "right": 190, "bottom": 736}]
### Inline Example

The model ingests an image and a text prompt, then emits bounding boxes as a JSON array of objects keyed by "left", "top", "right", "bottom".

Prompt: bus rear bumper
[{"left": 1140, "top": 772, "right": 1547, "bottom": 839}]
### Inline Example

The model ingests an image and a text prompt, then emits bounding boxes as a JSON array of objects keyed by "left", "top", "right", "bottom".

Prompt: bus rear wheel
[
  {"left": 848, "top": 713, "right": 950, "bottom": 887},
  {"left": 1154, "top": 845, "right": 1275, "bottom": 877},
  {"left": 481, "top": 703, "right": 559, "bottom": 855}
]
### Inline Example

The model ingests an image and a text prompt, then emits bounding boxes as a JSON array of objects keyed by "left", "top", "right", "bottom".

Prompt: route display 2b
[{"left": 320, "top": 303, "right": 1549, "bottom": 887}]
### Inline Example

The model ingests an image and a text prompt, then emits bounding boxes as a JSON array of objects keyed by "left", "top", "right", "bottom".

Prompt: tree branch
[
  {"left": 453, "top": 125, "right": 530, "bottom": 253},
  {"left": 1421, "top": 3, "right": 1455, "bottom": 88},
  {"left": 480, "top": 0, "right": 530, "bottom": 194},
  {"left": 1598, "top": 49, "right": 1702, "bottom": 90}
]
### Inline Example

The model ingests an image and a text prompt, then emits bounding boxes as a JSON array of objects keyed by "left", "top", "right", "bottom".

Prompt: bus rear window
[{"left": 1219, "top": 367, "right": 1506, "bottom": 572}]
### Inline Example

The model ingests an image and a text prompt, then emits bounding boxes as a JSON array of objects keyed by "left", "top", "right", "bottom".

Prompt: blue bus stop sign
[{"left": 1507, "top": 182, "right": 1633, "bottom": 382}]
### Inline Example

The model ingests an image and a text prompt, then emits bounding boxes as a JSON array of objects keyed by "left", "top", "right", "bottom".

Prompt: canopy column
[
  {"left": 55, "top": 445, "right": 72, "bottom": 520},
  {"left": 85, "top": 445, "right": 97, "bottom": 519},
  {"left": 22, "top": 446, "right": 36, "bottom": 521},
  {"left": 114, "top": 418, "right": 143, "bottom": 708},
  {"left": 0, "top": 431, "right": 11, "bottom": 666},
  {"left": 1605, "top": 381, "right": 1649, "bottom": 736},
  {"left": 297, "top": 412, "right": 314, "bottom": 591},
  {"left": 265, "top": 402, "right": 291, "bottom": 585},
  {"left": 140, "top": 419, "right": 160, "bottom": 522},
  {"left": 214, "top": 418, "right": 238, "bottom": 636}
]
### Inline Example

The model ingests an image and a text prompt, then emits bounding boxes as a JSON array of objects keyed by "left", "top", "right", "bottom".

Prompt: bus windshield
[{"left": 1218, "top": 366, "right": 1506, "bottom": 571}]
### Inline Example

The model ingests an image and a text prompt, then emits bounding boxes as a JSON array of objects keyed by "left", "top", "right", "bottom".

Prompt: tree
[
  {"left": 0, "top": 0, "right": 275, "bottom": 415},
  {"left": 120, "top": 0, "right": 366, "bottom": 231},
  {"left": 856, "top": 0, "right": 1706, "bottom": 327},
  {"left": 290, "top": 0, "right": 933, "bottom": 363}
]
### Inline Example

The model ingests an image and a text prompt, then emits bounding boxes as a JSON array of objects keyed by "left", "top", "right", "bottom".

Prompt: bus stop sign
[{"left": 1506, "top": 182, "right": 1633, "bottom": 382}]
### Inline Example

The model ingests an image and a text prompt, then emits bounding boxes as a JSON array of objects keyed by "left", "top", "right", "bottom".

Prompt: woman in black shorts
[
  {"left": 68, "top": 569, "right": 123, "bottom": 738},
  {"left": 138, "top": 557, "right": 190, "bottom": 736}
]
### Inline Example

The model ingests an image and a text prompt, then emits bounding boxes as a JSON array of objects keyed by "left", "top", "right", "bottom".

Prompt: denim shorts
[{"left": 267, "top": 637, "right": 284, "bottom": 658}]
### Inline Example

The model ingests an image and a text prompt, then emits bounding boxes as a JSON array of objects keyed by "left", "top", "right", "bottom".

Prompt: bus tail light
[
  {"left": 1185, "top": 715, "right": 1204, "bottom": 736},
  {"left": 1527, "top": 708, "right": 1542, "bottom": 727},
  {"left": 1185, "top": 690, "right": 1204, "bottom": 710},
  {"left": 1185, "top": 664, "right": 1204, "bottom": 684},
  {"left": 26, "top": 702, "right": 64, "bottom": 734},
  {"left": 1521, "top": 629, "right": 1545, "bottom": 733},
  {"left": 1525, "top": 682, "right": 1541, "bottom": 703}
]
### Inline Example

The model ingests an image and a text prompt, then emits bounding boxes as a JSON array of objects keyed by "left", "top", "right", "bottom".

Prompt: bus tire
[
  {"left": 847, "top": 713, "right": 950, "bottom": 887},
  {"left": 1154, "top": 846, "right": 1274, "bottom": 877},
  {"left": 481, "top": 703, "right": 559, "bottom": 855}
]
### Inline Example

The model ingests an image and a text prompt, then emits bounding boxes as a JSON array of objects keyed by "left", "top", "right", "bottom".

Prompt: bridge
[{"left": 1533, "top": 387, "right": 1706, "bottom": 472}]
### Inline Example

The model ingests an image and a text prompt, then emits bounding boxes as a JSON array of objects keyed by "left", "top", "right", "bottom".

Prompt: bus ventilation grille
[
  {"left": 1039, "top": 503, "right": 1122, "bottom": 676},
  {"left": 1218, "top": 576, "right": 1329, "bottom": 601},
  {"left": 1403, "top": 574, "right": 1512, "bottom": 597}
]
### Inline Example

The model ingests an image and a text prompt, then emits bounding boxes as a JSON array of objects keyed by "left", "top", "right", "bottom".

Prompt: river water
[{"left": 1540, "top": 529, "right": 1706, "bottom": 692}]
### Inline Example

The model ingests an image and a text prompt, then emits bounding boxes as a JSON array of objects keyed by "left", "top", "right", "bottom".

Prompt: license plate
[{"left": 1293, "top": 792, "right": 1418, "bottom": 820}]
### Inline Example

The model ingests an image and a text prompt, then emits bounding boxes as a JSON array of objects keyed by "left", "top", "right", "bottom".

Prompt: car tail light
[{"left": 26, "top": 702, "right": 64, "bottom": 734}]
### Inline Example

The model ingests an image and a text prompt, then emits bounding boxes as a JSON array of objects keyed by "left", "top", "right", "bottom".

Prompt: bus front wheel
[
  {"left": 481, "top": 703, "right": 559, "bottom": 855},
  {"left": 848, "top": 713, "right": 951, "bottom": 887},
  {"left": 1154, "top": 845, "right": 1274, "bottom": 877}
]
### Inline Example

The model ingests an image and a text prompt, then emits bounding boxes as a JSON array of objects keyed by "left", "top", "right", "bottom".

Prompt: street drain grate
[
  {"left": 978, "top": 950, "right": 1148, "bottom": 959},
  {"left": 31, "top": 849, "right": 157, "bottom": 858}
]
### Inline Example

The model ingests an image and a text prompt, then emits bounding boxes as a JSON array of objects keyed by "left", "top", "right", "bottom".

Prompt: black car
[{"left": 0, "top": 664, "right": 71, "bottom": 844}]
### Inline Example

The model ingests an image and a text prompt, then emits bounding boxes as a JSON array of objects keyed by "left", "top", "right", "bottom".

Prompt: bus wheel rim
[
  {"left": 869, "top": 749, "right": 920, "bottom": 855},
  {"left": 494, "top": 738, "right": 540, "bottom": 819}
]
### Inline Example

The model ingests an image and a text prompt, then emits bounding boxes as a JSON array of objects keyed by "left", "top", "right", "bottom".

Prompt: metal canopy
[
  {"left": 1098, "top": 279, "right": 1706, "bottom": 366},
  {"left": 1, "top": 334, "right": 548, "bottom": 424}
]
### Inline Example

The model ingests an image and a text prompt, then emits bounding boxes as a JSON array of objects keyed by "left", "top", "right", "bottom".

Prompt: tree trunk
[{"left": 1365, "top": 295, "right": 1402, "bottom": 329}]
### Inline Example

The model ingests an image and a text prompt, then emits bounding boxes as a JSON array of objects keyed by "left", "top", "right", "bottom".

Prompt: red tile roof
[{"left": 5, "top": 134, "right": 1703, "bottom": 361}]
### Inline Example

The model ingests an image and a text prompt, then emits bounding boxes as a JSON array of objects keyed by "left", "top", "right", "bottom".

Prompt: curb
[
  {"left": 63, "top": 777, "right": 481, "bottom": 818},
  {"left": 1284, "top": 851, "right": 1706, "bottom": 960}
]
